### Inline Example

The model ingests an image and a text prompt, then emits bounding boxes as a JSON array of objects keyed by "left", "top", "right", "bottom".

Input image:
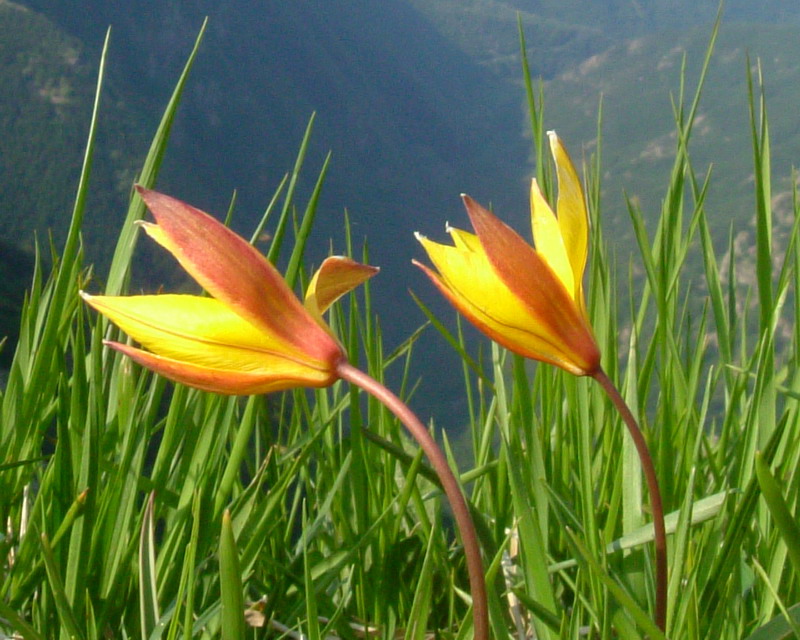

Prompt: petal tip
[{"left": 460, "top": 194, "right": 480, "bottom": 212}]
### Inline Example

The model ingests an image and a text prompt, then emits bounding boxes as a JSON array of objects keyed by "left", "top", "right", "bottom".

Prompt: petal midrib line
[{"left": 102, "top": 301, "right": 335, "bottom": 373}]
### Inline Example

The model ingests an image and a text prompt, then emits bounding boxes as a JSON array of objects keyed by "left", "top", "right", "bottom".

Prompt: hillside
[
  {"left": 407, "top": 0, "right": 800, "bottom": 79},
  {"left": 407, "top": 1, "right": 800, "bottom": 312},
  {"left": 0, "top": 0, "right": 146, "bottom": 365},
  {"left": 0, "top": 0, "right": 532, "bottom": 416},
  {"left": 543, "top": 23, "right": 800, "bottom": 277},
  {"left": 2, "top": 1, "right": 800, "bottom": 418},
  {"left": 3, "top": 9, "right": 526, "bottom": 264},
  {"left": 0, "top": 0, "right": 154, "bottom": 249}
]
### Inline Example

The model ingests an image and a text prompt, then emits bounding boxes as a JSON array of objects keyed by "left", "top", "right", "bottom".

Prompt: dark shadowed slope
[{"left": 3, "top": 0, "right": 531, "bottom": 421}]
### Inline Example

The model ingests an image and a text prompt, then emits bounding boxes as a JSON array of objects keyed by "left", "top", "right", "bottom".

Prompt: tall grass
[{"left": 2, "top": 17, "right": 800, "bottom": 640}]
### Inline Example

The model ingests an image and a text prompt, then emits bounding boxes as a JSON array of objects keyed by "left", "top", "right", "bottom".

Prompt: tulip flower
[
  {"left": 415, "top": 132, "right": 668, "bottom": 633},
  {"left": 81, "top": 187, "right": 377, "bottom": 395},
  {"left": 82, "top": 186, "right": 490, "bottom": 640},
  {"left": 414, "top": 131, "right": 600, "bottom": 376}
]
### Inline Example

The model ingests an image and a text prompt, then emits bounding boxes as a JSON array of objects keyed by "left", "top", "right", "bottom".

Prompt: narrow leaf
[{"left": 219, "top": 510, "right": 246, "bottom": 640}]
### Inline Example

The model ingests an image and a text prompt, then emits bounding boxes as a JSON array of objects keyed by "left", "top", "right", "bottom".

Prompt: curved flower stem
[
  {"left": 336, "top": 361, "right": 489, "bottom": 640},
  {"left": 592, "top": 367, "right": 667, "bottom": 633}
]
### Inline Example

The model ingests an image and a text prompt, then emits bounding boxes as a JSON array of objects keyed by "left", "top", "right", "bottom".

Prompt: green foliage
[
  {"left": 2, "top": 14, "right": 800, "bottom": 640},
  {"left": 0, "top": 239, "right": 34, "bottom": 368},
  {"left": 0, "top": 1, "right": 147, "bottom": 257},
  {"left": 409, "top": 0, "right": 800, "bottom": 80},
  {"left": 0, "top": 1, "right": 91, "bottom": 247}
]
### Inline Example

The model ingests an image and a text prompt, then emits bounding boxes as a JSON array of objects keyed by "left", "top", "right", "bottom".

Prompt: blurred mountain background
[{"left": 2, "top": 0, "right": 798, "bottom": 422}]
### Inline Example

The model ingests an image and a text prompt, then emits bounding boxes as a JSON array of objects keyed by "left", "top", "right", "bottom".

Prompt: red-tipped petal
[
  {"left": 81, "top": 291, "right": 337, "bottom": 375},
  {"left": 135, "top": 186, "right": 337, "bottom": 362},
  {"left": 462, "top": 195, "right": 599, "bottom": 374},
  {"left": 305, "top": 256, "right": 379, "bottom": 317},
  {"left": 105, "top": 341, "right": 335, "bottom": 395},
  {"left": 412, "top": 259, "right": 589, "bottom": 374}
]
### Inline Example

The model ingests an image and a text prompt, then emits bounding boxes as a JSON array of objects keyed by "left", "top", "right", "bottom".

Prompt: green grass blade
[
  {"left": 548, "top": 491, "right": 729, "bottom": 573},
  {"left": 302, "top": 505, "right": 321, "bottom": 640},
  {"left": 746, "top": 57, "right": 773, "bottom": 329},
  {"left": 40, "top": 532, "right": 86, "bottom": 640},
  {"left": 139, "top": 493, "right": 160, "bottom": 640},
  {"left": 564, "top": 529, "right": 666, "bottom": 640},
  {"left": 219, "top": 510, "right": 246, "bottom": 640},
  {"left": 267, "top": 113, "right": 316, "bottom": 265},
  {"left": 284, "top": 151, "right": 331, "bottom": 288},
  {"left": 745, "top": 603, "right": 800, "bottom": 640},
  {"left": 0, "top": 598, "right": 46, "bottom": 640},
  {"left": 404, "top": 522, "right": 437, "bottom": 640},
  {"left": 248, "top": 173, "right": 288, "bottom": 245},
  {"left": 105, "top": 18, "right": 208, "bottom": 296},
  {"left": 59, "top": 27, "right": 110, "bottom": 284},
  {"left": 700, "top": 415, "right": 787, "bottom": 614},
  {"left": 409, "top": 291, "right": 489, "bottom": 386},
  {"left": 170, "top": 490, "right": 202, "bottom": 640},
  {"left": 755, "top": 452, "right": 800, "bottom": 576},
  {"left": 518, "top": 15, "right": 547, "bottom": 192},
  {"left": 212, "top": 396, "right": 260, "bottom": 520}
]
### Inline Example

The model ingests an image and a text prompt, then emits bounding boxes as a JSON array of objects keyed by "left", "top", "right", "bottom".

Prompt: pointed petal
[
  {"left": 135, "top": 186, "right": 337, "bottom": 362},
  {"left": 416, "top": 234, "right": 527, "bottom": 326},
  {"left": 105, "top": 341, "right": 332, "bottom": 394},
  {"left": 81, "top": 292, "right": 339, "bottom": 377},
  {"left": 548, "top": 131, "right": 589, "bottom": 301},
  {"left": 447, "top": 226, "right": 482, "bottom": 252},
  {"left": 529, "top": 178, "right": 574, "bottom": 295},
  {"left": 414, "top": 233, "right": 597, "bottom": 374},
  {"left": 413, "top": 258, "right": 588, "bottom": 375},
  {"left": 304, "top": 256, "right": 379, "bottom": 317},
  {"left": 462, "top": 195, "right": 599, "bottom": 373}
]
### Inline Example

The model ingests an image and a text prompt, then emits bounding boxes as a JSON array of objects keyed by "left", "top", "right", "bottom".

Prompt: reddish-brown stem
[
  {"left": 336, "top": 361, "right": 489, "bottom": 640},
  {"left": 592, "top": 367, "right": 667, "bottom": 633}
]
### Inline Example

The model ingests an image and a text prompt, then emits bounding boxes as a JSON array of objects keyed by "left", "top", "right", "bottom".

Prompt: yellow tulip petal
[
  {"left": 135, "top": 187, "right": 338, "bottom": 363},
  {"left": 414, "top": 234, "right": 595, "bottom": 373},
  {"left": 106, "top": 341, "right": 332, "bottom": 394},
  {"left": 529, "top": 178, "right": 574, "bottom": 295},
  {"left": 304, "top": 256, "right": 379, "bottom": 318},
  {"left": 548, "top": 131, "right": 589, "bottom": 300},
  {"left": 461, "top": 195, "right": 600, "bottom": 374},
  {"left": 462, "top": 195, "right": 576, "bottom": 326},
  {"left": 415, "top": 137, "right": 600, "bottom": 378},
  {"left": 81, "top": 292, "right": 337, "bottom": 377},
  {"left": 447, "top": 226, "right": 481, "bottom": 253},
  {"left": 416, "top": 235, "right": 532, "bottom": 329},
  {"left": 413, "top": 257, "right": 587, "bottom": 375}
]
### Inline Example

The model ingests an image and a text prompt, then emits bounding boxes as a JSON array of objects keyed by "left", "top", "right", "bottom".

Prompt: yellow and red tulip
[
  {"left": 81, "top": 186, "right": 377, "bottom": 394},
  {"left": 416, "top": 132, "right": 669, "bottom": 632},
  {"left": 82, "top": 187, "right": 493, "bottom": 640},
  {"left": 414, "top": 131, "right": 600, "bottom": 376}
]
